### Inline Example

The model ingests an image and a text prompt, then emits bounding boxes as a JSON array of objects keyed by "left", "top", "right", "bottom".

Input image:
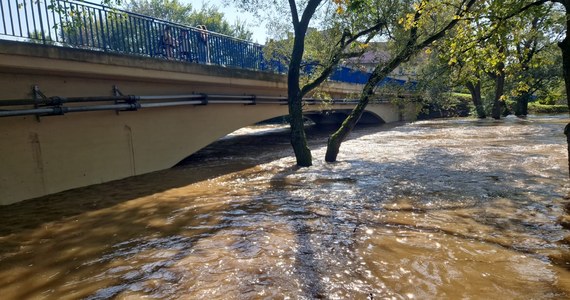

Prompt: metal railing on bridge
[{"left": 0, "top": 0, "right": 271, "bottom": 70}]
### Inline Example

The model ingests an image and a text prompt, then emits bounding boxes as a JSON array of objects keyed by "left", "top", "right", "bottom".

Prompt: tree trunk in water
[
  {"left": 502, "top": 103, "right": 511, "bottom": 117},
  {"left": 491, "top": 63, "right": 506, "bottom": 120},
  {"left": 286, "top": 3, "right": 320, "bottom": 167},
  {"left": 514, "top": 93, "right": 530, "bottom": 117},
  {"left": 288, "top": 92, "right": 312, "bottom": 166},
  {"left": 466, "top": 81, "right": 485, "bottom": 118},
  {"left": 566, "top": 123, "right": 570, "bottom": 178},
  {"left": 288, "top": 56, "right": 312, "bottom": 167},
  {"left": 325, "top": 98, "right": 371, "bottom": 162},
  {"left": 560, "top": 4, "right": 570, "bottom": 178}
]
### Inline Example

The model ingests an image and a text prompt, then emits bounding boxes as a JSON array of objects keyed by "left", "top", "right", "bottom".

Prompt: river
[{"left": 1, "top": 115, "right": 570, "bottom": 299}]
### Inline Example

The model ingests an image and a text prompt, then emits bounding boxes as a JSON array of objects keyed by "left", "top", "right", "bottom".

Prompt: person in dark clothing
[
  {"left": 179, "top": 29, "right": 193, "bottom": 62},
  {"left": 161, "top": 27, "right": 175, "bottom": 59}
]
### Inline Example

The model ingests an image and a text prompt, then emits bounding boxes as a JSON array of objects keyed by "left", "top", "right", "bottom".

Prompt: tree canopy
[
  {"left": 125, "top": 0, "right": 253, "bottom": 40},
  {"left": 430, "top": 1, "right": 564, "bottom": 118}
]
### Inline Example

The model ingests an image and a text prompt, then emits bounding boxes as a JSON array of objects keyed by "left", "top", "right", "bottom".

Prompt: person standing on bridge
[
  {"left": 179, "top": 29, "right": 193, "bottom": 62},
  {"left": 197, "top": 25, "right": 210, "bottom": 64},
  {"left": 161, "top": 27, "right": 176, "bottom": 59}
]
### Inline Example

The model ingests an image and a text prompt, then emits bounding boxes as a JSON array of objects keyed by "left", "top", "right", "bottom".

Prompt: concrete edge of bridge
[{"left": 0, "top": 40, "right": 287, "bottom": 84}]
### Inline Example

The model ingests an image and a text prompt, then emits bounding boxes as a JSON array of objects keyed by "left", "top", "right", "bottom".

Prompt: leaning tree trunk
[
  {"left": 466, "top": 81, "right": 486, "bottom": 118},
  {"left": 325, "top": 94, "right": 372, "bottom": 162},
  {"left": 325, "top": 0, "right": 475, "bottom": 162},
  {"left": 325, "top": 58, "right": 402, "bottom": 162}
]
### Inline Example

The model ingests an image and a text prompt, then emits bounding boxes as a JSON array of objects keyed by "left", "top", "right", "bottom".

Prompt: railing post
[
  {"left": 36, "top": 0, "right": 46, "bottom": 44},
  {"left": 146, "top": 20, "right": 153, "bottom": 57},
  {"left": 99, "top": 9, "right": 106, "bottom": 51}
]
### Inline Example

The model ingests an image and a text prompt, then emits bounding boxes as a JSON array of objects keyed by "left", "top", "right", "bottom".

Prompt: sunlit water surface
[{"left": 1, "top": 116, "right": 570, "bottom": 299}]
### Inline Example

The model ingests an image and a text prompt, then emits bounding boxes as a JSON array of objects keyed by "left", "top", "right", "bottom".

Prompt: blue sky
[{"left": 191, "top": 0, "right": 268, "bottom": 44}]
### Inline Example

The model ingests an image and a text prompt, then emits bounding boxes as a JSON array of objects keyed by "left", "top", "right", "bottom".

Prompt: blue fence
[
  {"left": 330, "top": 66, "right": 414, "bottom": 88},
  {"left": 0, "top": 0, "right": 413, "bottom": 87}
]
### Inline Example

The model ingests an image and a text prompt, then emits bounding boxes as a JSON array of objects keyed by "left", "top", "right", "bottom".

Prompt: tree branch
[
  {"left": 289, "top": 0, "right": 299, "bottom": 26},
  {"left": 416, "top": 0, "right": 477, "bottom": 51},
  {"left": 300, "top": 21, "right": 385, "bottom": 96},
  {"left": 298, "top": 0, "right": 323, "bottom": 30},
  {"left": 499, "top": 0, "right": 551, "bottom": 21}
]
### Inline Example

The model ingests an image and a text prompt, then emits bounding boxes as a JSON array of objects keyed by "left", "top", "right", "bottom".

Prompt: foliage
[
  {"left": 186, "top": 4, "right": 253, "bottom": 40},
  {"left": 233, "top": 0, "right": 388, "bottom": 80},
  {"left": 27, "top": 30, "right": 56, "bottom": 45},
  {"left": 508, "top": 43, "right": 564, "bottom": 101},
  {"left": 536, "top": 79, "right": 566, "bottom": 104},
  {"left": 325, "top": 0, "right": 481, "bottom": 161},
  {"left": 528, "top": 102, "right": 569, "bottom": 113},
  {"left": 125, "top": 0, "right": 192, "bottom": 24},
  {"left": 43, "top": 0, "right": 255, "bottom": 61},
  {"left": 418, "top": 95, "right": 471, "bottom": 119},
  {"left": 430, "top": 0, "right": 565, "bottom": 118},
  {"left": 125, "top": 0, "right": 253, "bottom": 40}
]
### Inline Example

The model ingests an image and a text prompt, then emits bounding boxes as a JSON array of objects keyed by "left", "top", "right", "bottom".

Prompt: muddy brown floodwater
[{"left": 1, "top": 115, "right": 570, "bottom": 299}]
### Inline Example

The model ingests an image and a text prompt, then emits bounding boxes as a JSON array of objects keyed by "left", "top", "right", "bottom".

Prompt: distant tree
[
  {"left": 508, "top": 5, "right": 564, "bottom": 115},
  {"left": 56, "top": 6, "right": 105, "bottom": 49},
  {"left": 125, "top": 0, "right": 192, "bottom": 24},
  {"left": 414, "top": 51, "right": 471, "bottom": 118},
  {"left": 188, "top": 5, "right": 252, "bottom": 40},
  {"left": 510, "top": 49, "right": 564, "bottom": 115},
  {"left": 434, "top": 18, "right": 490, "bottom": 119},
  {"left": 124, "top": 0, "right": 253, "bottom": 40},
  {"left": 430, "top": 1, "right": 563, "bottom": 119}
]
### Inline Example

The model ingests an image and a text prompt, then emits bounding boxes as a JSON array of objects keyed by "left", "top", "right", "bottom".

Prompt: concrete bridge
[{"left": 0, "top": 41, "right": 411, "bottom": 205}]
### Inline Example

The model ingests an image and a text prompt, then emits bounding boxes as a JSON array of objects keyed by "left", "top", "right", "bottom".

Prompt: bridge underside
[
  {"left": 305, "top": 110, "right": 387, "bottom": 125},
  {"left": 0, "top": 42, "right": 406, "bottom": 205}
]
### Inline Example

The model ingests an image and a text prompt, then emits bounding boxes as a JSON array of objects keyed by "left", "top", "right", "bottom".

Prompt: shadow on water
[{"left": 0, "top": 123, "right": 393, "bottom": 238}]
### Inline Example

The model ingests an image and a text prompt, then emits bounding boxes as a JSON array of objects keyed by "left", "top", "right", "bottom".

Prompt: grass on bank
[{"left": 528, "top": 103, "right": 569, "bottom": 114}]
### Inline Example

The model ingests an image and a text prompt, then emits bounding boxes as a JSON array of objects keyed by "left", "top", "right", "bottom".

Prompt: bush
[
  {"left": 417, "top": 96, "right": 471, "bottom": 119},
  {"left": 528, "top": 103, "right": 569, "bottom": 114}
]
